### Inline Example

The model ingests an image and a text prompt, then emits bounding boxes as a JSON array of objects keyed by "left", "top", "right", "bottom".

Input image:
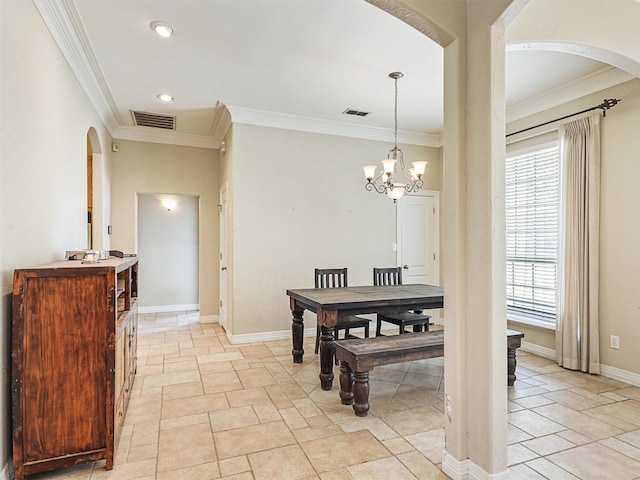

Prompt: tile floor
[{"left": 29, "top": 311, "right": 640, "bottom": 480}]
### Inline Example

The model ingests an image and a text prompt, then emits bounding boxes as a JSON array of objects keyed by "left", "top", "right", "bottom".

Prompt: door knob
[
  {"left": 221, "top": 266, "right": 227, "bottom": 271},
  {"left": 403, "top": 265, "right": 409, "bottom": 269}
]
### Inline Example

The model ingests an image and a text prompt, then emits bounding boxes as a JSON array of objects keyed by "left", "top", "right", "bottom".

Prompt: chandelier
[{"left": 363, "top": 72, "right": 427, "bottom": 202}]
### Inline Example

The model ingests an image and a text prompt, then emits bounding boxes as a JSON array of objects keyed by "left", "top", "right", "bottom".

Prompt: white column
[
  {"left": 442, "top": 2, "right": 511, "bottom": 478},
  {"left": 364, "top": 1, "right": 519, "bottom": 476}
]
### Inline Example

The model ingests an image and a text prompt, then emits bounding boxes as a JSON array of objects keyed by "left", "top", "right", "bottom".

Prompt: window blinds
[{"left": 505, "top": 145, "right": 559, "bottom": 324}]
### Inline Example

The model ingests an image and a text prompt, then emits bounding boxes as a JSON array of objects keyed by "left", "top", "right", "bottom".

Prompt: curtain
[{"left": 556, "top": 113, "right": 601, "bottom": 374}]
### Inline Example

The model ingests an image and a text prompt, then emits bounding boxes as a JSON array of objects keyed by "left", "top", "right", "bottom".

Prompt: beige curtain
[{"left": 556, "top": 113, "right": 601, "bottom": 374}]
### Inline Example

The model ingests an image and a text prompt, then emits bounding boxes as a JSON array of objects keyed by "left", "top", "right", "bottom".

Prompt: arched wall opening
[{"left": 86, "top": 127, "right": 110, "bottom": 251}]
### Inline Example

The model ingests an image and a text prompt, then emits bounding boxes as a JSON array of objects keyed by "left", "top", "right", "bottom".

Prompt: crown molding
[
  {"left": 209, "top": 102, "right": 232, "bottom": 143},
  {"left": 506, "top": 65, "right": 634, "bottom": 122},
  {"left": 34, "top": 0, "right": 122, "bottom": 132},
  {"left": 224, "top": 104, "right": 443, "bottom": 148},
  {"left": 112, "top": 126, "right": 219, "bottom": 149},
  {"left": 32, "top": 0, "right": 439, "bottom": 150}
]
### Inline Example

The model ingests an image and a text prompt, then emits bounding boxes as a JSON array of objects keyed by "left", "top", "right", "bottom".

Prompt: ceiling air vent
[
  {"left": 343, "top": 108, "right": 370, "bottom": 117},
  {"left": 131, "top": 110, "right": 176, "bottom": 130}
]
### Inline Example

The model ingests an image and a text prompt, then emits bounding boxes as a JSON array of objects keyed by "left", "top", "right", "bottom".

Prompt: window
[{"left": 505, "top": 144, "right": 559, "bottom": 327}]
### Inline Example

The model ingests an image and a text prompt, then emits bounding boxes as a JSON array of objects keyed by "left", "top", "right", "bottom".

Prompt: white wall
[
  {"left": 109, "top": 140, "right": 219, "bottom": 315},
  {"left": 138, "top": 193, "right": 199, "bottom": 310},
  {"left": 1, "top": 0, "right": 113, "bottom": 473},
  {"left": 228, "top": 123, "right": 442, "bottom": 336}
]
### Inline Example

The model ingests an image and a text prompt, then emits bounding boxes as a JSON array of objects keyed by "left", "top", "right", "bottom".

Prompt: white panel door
[
  {"left": 397, "top": 192, "right": 438, "bottom": 286},
  {"left": 219, "top": 183, "right": 228, "bottom": 330}
]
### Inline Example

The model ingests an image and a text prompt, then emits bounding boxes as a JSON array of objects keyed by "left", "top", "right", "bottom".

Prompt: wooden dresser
[{"left": 11, "top": 257, "right": 139, "bottom": 480}]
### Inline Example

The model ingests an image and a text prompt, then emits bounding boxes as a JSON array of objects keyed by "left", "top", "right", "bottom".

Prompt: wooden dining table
[{"left": 286, "top": 284, "right": 444, "bottom": 390}]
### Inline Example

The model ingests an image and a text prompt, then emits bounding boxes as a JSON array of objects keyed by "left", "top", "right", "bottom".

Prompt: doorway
[
  {"left": 87, "top": 136, "right": 93, "bottom": 249},
  {"left": 137, "top": 193, "right": 199, "bottom": 312},
  {"left": 219, "top": 182, "right": 229, "bottom": 331}
]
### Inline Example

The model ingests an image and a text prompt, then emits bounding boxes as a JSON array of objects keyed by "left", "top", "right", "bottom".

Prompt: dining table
[{"left": 286, "top": 284, "right": 444, "bottom": 390}]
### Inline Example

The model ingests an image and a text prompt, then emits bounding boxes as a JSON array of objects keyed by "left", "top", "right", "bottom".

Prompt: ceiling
[{"left": 42, "top": 0, "right": 633, "bottom": 149}]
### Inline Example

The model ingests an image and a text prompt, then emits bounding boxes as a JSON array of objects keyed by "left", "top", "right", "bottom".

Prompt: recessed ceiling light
[
  {"left": 150, "top": 21, "right": 173, "bottom": 38},
  {"left": 157, "top": 94, "right": 174, "bottom": 102}
]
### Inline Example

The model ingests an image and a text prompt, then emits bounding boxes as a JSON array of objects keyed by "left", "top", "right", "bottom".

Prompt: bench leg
[
  {"left": 319, "top": 325, "right": 335, "bottom": 390},
  {"left": 339, "top": 361, "right": 354, "bottom": 405},
  {"left": 507, "top": 347, "right": 517, "bottom": 386},
  {"left": 353, "top": 371, "right": 370, "bottom": 417}
]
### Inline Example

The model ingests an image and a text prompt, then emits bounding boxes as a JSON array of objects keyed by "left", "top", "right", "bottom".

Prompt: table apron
[{"left": 291, "top": 300, "right": 443, "bottom": 318}]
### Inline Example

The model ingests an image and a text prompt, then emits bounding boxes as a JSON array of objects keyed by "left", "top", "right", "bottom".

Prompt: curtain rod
[{"left": 506, "top": 98, "right": 621, "bottom": 138}]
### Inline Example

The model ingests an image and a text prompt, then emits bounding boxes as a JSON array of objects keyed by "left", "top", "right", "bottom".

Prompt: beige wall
[
  {"left": 507, "top": 79, "right": 640, "bottom": 375},
  {"left": 227, "top": 123, "right": 442, "bottom": 336},
  {"left": 109, "top": 140, "right": 220, "bottom": 315},
  {"left": 1, "top": 0, "right": 113, "bottom": 472}
]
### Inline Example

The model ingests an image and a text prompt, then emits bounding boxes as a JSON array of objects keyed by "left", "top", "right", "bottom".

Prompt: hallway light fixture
[
  {"left": 362, "top": 72, "right": 427, "bottom": 202},
  {"left": 157, "top": 93, "right": 174, "bottom": 102},
  {"left": 150, "top": 21, "right": 173, "bottom": 38},
  {"left": 162, "top": 199, "right": 177, "bottom": 211}
]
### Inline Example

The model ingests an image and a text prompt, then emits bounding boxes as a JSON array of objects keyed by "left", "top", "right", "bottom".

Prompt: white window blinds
[{"left": 505, "top": 145, "right": 559, "bottom": 325}]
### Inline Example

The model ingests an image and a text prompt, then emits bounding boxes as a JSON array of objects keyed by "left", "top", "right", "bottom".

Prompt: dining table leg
[
  {"left": 319, "top": 324, "right": 335, "bottom": 390},
  {"left": 290, "top": 300, "right": 305, "bottom": 363}
]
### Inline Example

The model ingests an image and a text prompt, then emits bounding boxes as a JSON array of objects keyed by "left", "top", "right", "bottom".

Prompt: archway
[{"left": 86, "top": 127, "right": 108, "bottom": 251}]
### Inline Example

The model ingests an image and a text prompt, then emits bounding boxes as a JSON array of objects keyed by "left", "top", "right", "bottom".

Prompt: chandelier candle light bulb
[
  {"left": 382, "top": 159, "right": 397, "bottom": 174},
  {"left": 363, "top": 72, "right": 428, "bottom": 202},
  {"left": 363, "top": 165, "right": 377, "bottom": 181}
]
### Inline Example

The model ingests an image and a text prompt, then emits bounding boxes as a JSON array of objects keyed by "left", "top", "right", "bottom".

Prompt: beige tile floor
[{"left": 29, "top": 312, "right": 640, "bottom": 480}]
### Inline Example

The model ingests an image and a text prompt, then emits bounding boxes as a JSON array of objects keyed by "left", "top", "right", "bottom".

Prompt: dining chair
[
  {"left": 373, "top": 266, "right": 432, "bottom": 336},
  {"left": 314, "top": 268, "right": 371, "bottom": 359}
]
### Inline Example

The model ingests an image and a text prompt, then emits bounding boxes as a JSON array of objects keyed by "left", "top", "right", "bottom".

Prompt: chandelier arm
[
  {"left": 371, "top": 170, "right": 385, "bottom": 184},
  {"left": 365, "top": 182, "right": 387, "bottom": 194},
  {"left": 396, "top": 154, "right": 411, "bottom": 177},
  {"left": 405, "top": 178, "right": 424, "bottom": 194}
]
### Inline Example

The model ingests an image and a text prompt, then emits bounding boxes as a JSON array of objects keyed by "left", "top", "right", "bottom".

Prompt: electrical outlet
[{"left": 610, "top": 335, "right": 620, "bottom": 349}]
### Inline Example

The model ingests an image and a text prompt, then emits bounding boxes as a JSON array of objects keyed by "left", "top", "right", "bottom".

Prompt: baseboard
[
  {"left": 600, "top": 363, "right": 640, "bottom": 387},
  {"left": 469, "top": 462, "right": 510, "bottom": 480},
  {"left": 1, "top": 461, "right": 14, "bottom": 480},
  {"left": 520, "top": 342, "right": 640, "bottom": 387},
  {"left": 442, "top": 451, "right": 469, "bottom": 479},
  {"left": 230, "top": 327, "right": 317, "bottom": 345},
  {"left": 442, "top": 451, "right": 509, "bottom": 480},
  {"left": 138, "top": 303, "right": 199, "bottom": 314},
  {"left": 198, "top": 314, "right": 219, "bottom": 324},
  {"left": 521, "top": 341, "right": 556, "bottom": 360},
  {"left": 227, "top": 324, "right": 401, "bottom": 345}
]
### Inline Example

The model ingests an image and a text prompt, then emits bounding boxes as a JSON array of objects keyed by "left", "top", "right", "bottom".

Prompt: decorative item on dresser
[{"left": 11, "top": 257, "right": 139, "bottom": 480}]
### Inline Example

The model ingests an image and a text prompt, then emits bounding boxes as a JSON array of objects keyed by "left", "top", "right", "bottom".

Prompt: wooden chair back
[
  {"left": 373, "top": 267, "right": 402, "bottom": 286},
  {"left": 315, "top": 268, "right": 348, "bottom": 288}
]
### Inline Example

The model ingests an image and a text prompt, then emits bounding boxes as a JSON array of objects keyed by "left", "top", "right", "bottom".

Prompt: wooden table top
[{"left": 286, "top": 284, "right": 444, "bottom": 313}]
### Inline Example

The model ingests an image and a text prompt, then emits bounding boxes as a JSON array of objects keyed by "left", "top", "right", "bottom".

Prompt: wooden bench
[{"left": 334, "top": 329, "right": 525, "bottom": 416}]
